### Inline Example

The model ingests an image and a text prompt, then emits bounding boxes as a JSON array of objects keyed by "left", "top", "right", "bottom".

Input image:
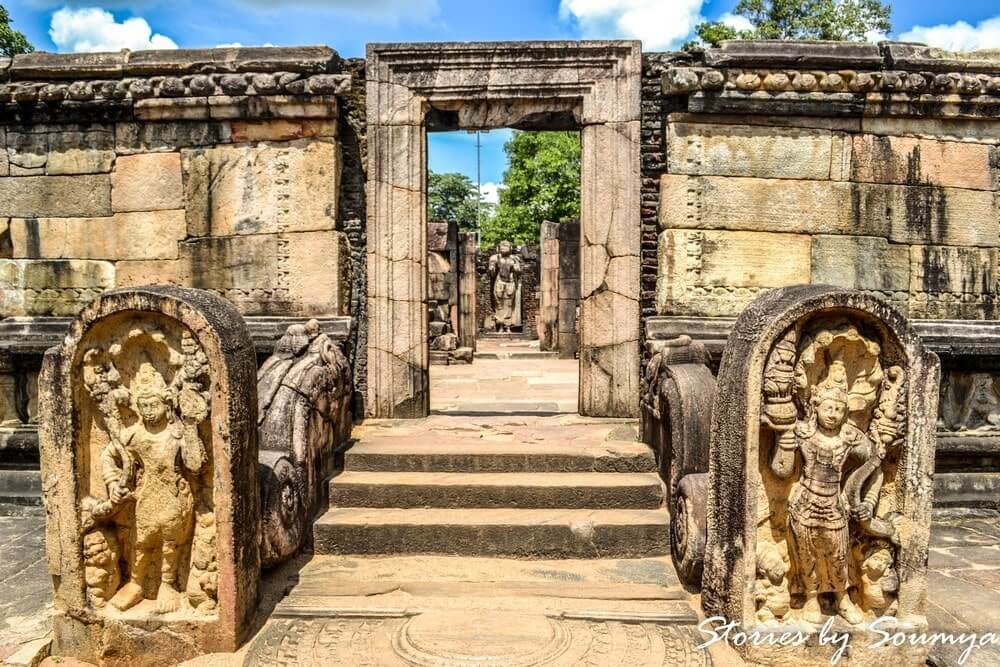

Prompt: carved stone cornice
[
  {"left": 663, "top": 40, "right": 1000, "bottom": 119},
  {"left": 0, "top": 46, "right": 352, "bottom": 122}
]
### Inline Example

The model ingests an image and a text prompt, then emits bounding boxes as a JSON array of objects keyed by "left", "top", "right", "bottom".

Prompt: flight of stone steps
[{"left": 312, "top": 420, "right": 671, "bottom": 559}]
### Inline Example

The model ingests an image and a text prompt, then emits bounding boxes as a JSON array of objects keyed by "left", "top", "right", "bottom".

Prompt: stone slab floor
[{"left": 2, "top": 356, "right": 999, "bottom": 665}]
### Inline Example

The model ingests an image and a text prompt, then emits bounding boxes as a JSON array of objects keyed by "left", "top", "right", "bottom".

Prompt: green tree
[
  {"left": 481, "top": 131, "right": 580, "bottom": 247},
  {"left": 690, "top": 0, "right": 891, "bottom": 47},
  {"left": 1, "top": 4, "right": 33, "bottom": 57},
  {"left": 427, "top": 171, "right": 482, "bottom": 231}
]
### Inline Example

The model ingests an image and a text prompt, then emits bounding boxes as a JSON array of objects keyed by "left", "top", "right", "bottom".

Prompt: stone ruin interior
[{"left": 0, "top": 37, "right": 998, "bottom": 666}]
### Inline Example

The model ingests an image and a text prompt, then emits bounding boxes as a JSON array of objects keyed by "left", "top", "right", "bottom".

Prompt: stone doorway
[{"left": 367, "top": 41, "right": 642, "bottom": 418}]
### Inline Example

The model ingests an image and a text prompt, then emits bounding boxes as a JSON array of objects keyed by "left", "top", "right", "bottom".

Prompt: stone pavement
[{"left": 0, "top": 505, "right": 51, "bottom": 665}]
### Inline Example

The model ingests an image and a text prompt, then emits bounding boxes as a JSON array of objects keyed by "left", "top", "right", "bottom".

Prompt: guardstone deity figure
[
  {"left": 80, "top": 327, "right": 215, "bottom": 615},
  {"left": 488, "top": 240, "right": 522, "bottom": 332}
]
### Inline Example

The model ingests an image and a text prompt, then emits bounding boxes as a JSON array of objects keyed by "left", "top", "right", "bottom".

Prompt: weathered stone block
[
  {"left": 667, "top": 122, "right": 834, "bottom": 180},
  {"left": 851, "top": 134, "right": 999, "bottom": 190},
  {"left": 660, "top": 174, "right": 999, "bottom": 247},
  {"left": 661, "top": 174, "right": 864, "bottom": 236},
  {"left": 114, "top": 259, "right": 183, "bottom": 288},
  {"left": 0, "top": 131, "right": 8, "bottom": 177},
  {"left": 112, "top": 153, "right": 184, "bottom": 212},
  {"left": 180, "top": 230, "right": 351, "bottom": 316},
  {"left": 115, "top": 121, "right": 232, "bottom": 154},
  {"left": 657, "top": 229, "right": 811, "bottom": 317},
  {"left": 182, "top": 140, "right": 340, "bottom": 236},
  {"left": 910, "top": 245, "right": 996, "bottom": 295},
  {"left": 0, "top": 259, "right": 114, "bottom": 316},
  {"left": 10, "top": 210, "right": 185, "bottom": 261},
  {"left": 39, "top": 286, "right": 259, "bottom": 664},
  {"left": 5, "top": 125, "right": 115, "bottom": 176},
  {"left": 861, "top": 117, "right": 1000, "bottom": 145},
  {"left": 810, "top": 235, "right": 910, "bottom": 292},
  {"left": 230, "top": 119, "right": 337, "bottom": 142},
  {"left": 0, "top": 174, "right": 111, "bottom": 218}
]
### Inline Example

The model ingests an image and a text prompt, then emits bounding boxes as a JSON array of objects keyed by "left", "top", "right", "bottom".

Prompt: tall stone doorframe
[{"left": 366, "top": 41, "right": 642, "bottom": 418}]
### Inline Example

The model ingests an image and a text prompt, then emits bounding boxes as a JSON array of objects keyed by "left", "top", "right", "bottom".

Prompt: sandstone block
[
  {"left": 667, "top": 122, "right": 834, "bottom": 180},
  {"left": 810, "top": 235, "right": 910, "bottom": 292},
  {"left": 112, "top": 153, "right": 184, "bottom": 212},
  {"left": 0, "top": 131, "right": 7, "bottom": 176},
  {"left": 180, "top": 230, "right": 351, "bottom": 316},
  {"left": 114, "top": 259, "right": 184, "bottom": 288},
  {"left": 230, "top": 119, "right": 337, "bottom": 142},
  {"left": 0, "top": 174, "right": 111, "bottom": 218},
  {"left": 10, "top": 210, "right": 185, "bottom": 261},
  {"left": 5, "top": 125, "right": 114, "bottom": 176},
  {"left": 0, "top": 258, "right": 114, "bottom": 316},
  {"left": 656, "top": 228, "right": 810, "bottom": 316},
  {"left": 660, "top": 174, "right": 865, "bottom": 236},
  {"left": 115, "top": 121, "right": 232, "bottom": 154},
  {"left": 851, "top": 134, "right": 999, "bottom": 190},
  {"left": 910, "top": 245, "right": 996, "bottom": 295},
  {"left": 182, "top": 140, "right": 340, "bottom": 237},
  {"left": 660, "top": 175, "right": 999, "bottom": 247},
  {"left": 861, "top": 117, "right": 1000, "bottom": 145}
]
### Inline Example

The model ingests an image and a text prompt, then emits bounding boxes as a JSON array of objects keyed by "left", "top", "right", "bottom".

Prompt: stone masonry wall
[
  {"left": 0, "top": 48, "right": 354, "bottom": 321},
  {"left": 653, "top": 42, "right": 1000, "bottom": 322}
]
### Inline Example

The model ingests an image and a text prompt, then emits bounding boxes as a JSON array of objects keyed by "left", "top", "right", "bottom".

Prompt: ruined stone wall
[
  {"left": 0, "top": 48, "right": 354, "bottom": 321},
  {"left": 653, "top": 42, "right": 1000, "bottom": 322}
]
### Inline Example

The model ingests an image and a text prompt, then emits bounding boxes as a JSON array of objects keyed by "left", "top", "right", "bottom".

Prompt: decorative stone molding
[
  {"left": 367, "top": 40, "right": 641, "bottom": 418},
  {"left": 38, "top": 286, "right": 260, "bottom": 664},
  {"left": 663, "top": 41, "right": 1000, "bottom": 119},
  {"left": 0, "top": 47, "right": 350, "bottom": 122}
]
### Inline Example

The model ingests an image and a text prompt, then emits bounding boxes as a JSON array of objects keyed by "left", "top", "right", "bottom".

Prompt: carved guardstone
[
  {"left": 702, "top": 286, "right": 939, "bottom": 665},
  {"left": 39, "top": 286, "right": 259, "bottom": 665}
]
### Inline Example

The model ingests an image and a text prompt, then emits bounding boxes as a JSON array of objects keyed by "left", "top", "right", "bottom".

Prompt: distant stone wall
[
  {"left": 0, "top": 47, "right": 354, "bottom": 319},
  {"left": 652, "top": 41, "right": 1000, "bottom": 322}
]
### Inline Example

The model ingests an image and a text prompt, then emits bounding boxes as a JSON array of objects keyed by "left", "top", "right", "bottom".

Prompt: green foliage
[
  {"left": 481, "top": 130, "right": 580, "bottom": 248},
  {"left": 0, "top": 4, "right": 33, "bottom": 57},
  {"left": 427, "top": 171, "right": 484, "bottom": 231},
  {"left": 690, "top": 0, "right": 891, "bottom": 48}
]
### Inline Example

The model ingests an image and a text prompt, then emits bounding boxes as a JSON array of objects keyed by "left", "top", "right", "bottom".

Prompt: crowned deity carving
[
  {"left": 759, "top": 319, "right": 906, "bottom": 626},
  {"left": 488, "top": 240, "right": 522, "bottom": 332},
  {"left": 79, "top": 326, "right": 215, "bottom": 616}
]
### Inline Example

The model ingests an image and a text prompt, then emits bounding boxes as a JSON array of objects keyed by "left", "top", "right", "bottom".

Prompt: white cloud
[
  {"left": 559, "top": 0, "right": 705, "bottom": 51},
  {"left": 719, "top": 11, "right": 752, "bottom": 34},
  {"left": 480, "top": 182, "right": 500, "bottom": 205},
  {"left": 898, "top": 15, "right": 1000, "bottom": 52},
  {"left": 49, "top": 7, "right": 178, "bottom": 53}
]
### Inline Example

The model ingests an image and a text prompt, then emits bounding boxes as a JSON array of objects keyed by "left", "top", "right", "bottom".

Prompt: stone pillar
[
  {"left": 538, "top": 222, "right": 560, "bottom": 351},
  {"left": 458, "top": 232, "right": 478, "bottom": 351},
  {"left": 579, "top": 122, "right": 641, "bottom": 417},
  {"left": 39, "top": 286, "right": 260, "bottom": 664},
  {"left": 557, "top": 219, "right": 581, "bottom": 359},
  {"left": 702, "top": 285, "right": 939, "bottom": 664},
  {"left": 0, "top": 351, "right": 19, "bottom": 427}
]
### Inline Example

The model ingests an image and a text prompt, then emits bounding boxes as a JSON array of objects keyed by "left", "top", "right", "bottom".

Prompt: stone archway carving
[{"left": 367, "top": 41, "right": 642, "bottom": 418}]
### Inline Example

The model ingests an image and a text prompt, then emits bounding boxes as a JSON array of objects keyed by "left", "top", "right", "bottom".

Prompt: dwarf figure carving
[
  {"left": 754, "top": 541, "right": 791, "bottom": 622},
  {"left": 488, "top": 240, "right": 522, "bottom": 332},
  {"left": 770, "top": 362, "right": 873, "bottom": 625},
  {"left": 855, "top": 541, "right": 899, "bottom": 616}
]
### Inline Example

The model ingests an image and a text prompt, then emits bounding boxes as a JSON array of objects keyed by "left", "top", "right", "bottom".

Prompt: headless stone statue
[{"left": 488, "top": 240, "right": 522, "bottom": 332}]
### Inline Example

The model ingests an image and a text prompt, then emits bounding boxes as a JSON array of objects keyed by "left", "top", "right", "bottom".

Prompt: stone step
[
  {"left": 0, "top": 468, "right": 42, "bottom": 506},
  {"left": 313, "top": 507, "right": 670, "bottom": 558},
  {"left": 474, "top": 350, "right": 559, "bottom": 360},
  {"left": 344, "top": 437, "right": 656, "bottom": 473},
  {"left": 329, "top": 471, "right": 665, "bottom": 509}
]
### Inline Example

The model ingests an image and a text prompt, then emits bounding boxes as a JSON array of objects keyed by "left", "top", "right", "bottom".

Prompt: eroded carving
[
  {"left": 759, "top": 318, "right": 907, "bottom": 626},
  {"left": 79, "top": 325, "right": 216, "bottom": 616},
  {"left": 939, "top": 371, "right": 1000, "bottom": 432},
  {"left": 257, "top": 319, "right": 352, "bottom": 567}
]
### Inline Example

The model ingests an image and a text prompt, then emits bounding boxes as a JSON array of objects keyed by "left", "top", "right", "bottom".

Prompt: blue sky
[{"left": 6, "top": 0, "right": 999, "bottom": 194}]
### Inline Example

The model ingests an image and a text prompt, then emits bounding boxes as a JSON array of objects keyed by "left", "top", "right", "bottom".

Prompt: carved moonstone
[
  {"left": 702, "top": 286, "right": 939, "bottom": 665},
  {"left": 39, "top": 286, "right": 260, "bottom": 665}
]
